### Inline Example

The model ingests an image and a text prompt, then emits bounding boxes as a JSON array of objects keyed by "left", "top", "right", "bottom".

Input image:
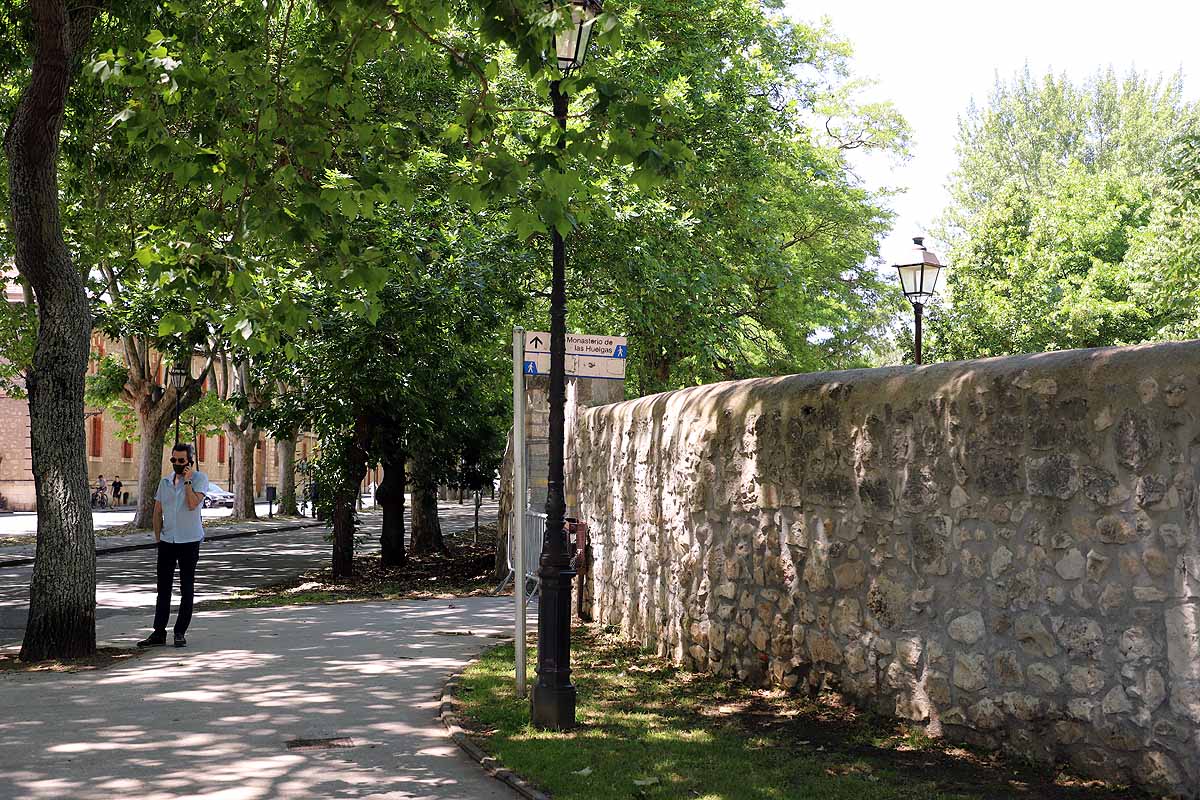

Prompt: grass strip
[
  {"left": 198, "top": 526, "right": 500, "bottom": 610},
  {"left": 457, "top": 626, "right": 1142, "bottom": 800}
]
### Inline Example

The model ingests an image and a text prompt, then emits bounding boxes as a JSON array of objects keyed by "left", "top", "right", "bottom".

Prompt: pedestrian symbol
[
  {"left": 524, "top": 361, "right": 538, "bottom": 375},
  {"left": 613, "top": 345, "right": 628, "bottom": 358}
]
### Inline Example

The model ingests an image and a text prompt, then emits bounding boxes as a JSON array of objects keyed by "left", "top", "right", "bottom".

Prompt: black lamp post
[
  {"left": 893, "top": 237, "right": 945, "bottom": 365},
  {"left": 532, "top": 0, "right": 601, "bottom": 732},
  {"left": 167, "top": 364, "right": 188, "bottom": 445}
]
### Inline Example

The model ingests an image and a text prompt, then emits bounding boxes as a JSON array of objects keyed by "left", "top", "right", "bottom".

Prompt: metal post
[
  {"left": 914, "top": 301, "right": 924, "bottom": 366},
  {"left": 532, "top": 80, "right": 576, "bottom": 730},
  {"left": 512, "top": 327, "right": 528, "bottom": 698},
  {"left": 173, "top": 390, "right": 181, "bottom": 445}
]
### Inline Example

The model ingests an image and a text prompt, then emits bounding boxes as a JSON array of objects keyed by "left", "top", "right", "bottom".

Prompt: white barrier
[{"left": 496, "top": 508, "right": 546, "bottom": 598}]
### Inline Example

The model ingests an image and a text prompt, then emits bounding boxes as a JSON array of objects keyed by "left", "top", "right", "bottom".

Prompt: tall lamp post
[
  {"left": 892, "top": 237, "right": 945, "bottom": 365},
  {"left": 167, "top": 364, "right": 188, "bottom": 445},
  {"left": 532, "top": 0, "right": 601, "bottom": 732}
]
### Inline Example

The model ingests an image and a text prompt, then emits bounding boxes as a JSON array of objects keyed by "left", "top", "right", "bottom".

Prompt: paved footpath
[
  {"left": 0, "top": 595, "right": 525, "bottom": 800},
  {"left": 0, "top": 502, "right": 498, "bottom": 648},
  {"left": 0, "top": 502, "right": 291, "bottom": 539}
]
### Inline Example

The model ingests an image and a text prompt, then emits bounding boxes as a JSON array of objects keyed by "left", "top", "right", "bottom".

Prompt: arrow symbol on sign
[{"left": 529, "top": 336, "right": 544, "bottom": 349}]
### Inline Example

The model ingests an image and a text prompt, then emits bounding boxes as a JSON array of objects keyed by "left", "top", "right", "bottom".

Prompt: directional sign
[{"left": 523, "top": 332, "right": 627, "bottom": 380}]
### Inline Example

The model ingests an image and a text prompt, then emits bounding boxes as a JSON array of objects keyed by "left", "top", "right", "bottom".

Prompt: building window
[
  {"left": 302, "top": 440, "right": 308, "bottom": 460},
  {"left": 197, "top": 436, "right": 207, "bottom": 462},
  {"left": 273, "top": 442, "right": 278, "bottom": 465},
  {"left": 218, "top": 434, "right": 226, "bottom": 464},
  {"left": 121, "top": 440, "right": 133, "bottom": 460},
  {"left": 89, "top": 416, "right": 103, "bottom": 458}
]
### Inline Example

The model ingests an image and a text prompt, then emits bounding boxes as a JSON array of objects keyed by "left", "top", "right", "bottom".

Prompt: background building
[{"left": 0, "top": 292, "right": 316, "bottom": 511}]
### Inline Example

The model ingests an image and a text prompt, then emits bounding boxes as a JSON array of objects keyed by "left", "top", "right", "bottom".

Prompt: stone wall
[{"left": 572, "top": 341, "right": 1200, "bottom": 797}]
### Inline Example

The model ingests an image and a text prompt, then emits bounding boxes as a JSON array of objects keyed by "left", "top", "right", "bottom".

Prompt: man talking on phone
[{"left": 138, "top": 443, "right": 209, "bottom": 648}]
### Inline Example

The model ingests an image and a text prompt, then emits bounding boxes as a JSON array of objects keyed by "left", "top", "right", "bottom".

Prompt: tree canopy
[
  {"left": 1, "top": 0, "right": 913, "bottom": 653},
  {"left": 927, "top": 68, "right": 1199, "bottom": 360}
]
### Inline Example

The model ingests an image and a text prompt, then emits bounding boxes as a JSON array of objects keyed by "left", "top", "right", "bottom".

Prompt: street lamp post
[
  {"left": 893, "top": 237, "right": 946, "bottom": 365},
  {"left": 532, "top": 0, "right": 601, "bottom": 732},
  {"left": 167, "top": 364, "right": 188, "bottom": 445}
]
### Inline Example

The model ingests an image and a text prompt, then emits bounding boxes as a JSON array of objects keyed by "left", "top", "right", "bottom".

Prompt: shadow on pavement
[{"left": 0, "top": 596, "right": 520, "bottom": 800}]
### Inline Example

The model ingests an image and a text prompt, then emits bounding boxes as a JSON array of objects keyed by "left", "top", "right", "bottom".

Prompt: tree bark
[
  {"left": 410, "top": 456, "right": 445, "bottom": 555},
  {"left": 276, "top": 433, "right": 298, "bottom": 516},
  {"left": 494, "top": 429, "right": 514, "bottom": 579},
  {"left": 331, "top": 417, "right": 370, "bottom": 579},
  {"left": 6, "top": 0, "right": 100, "bottom": 661},
  {"left": 131, "top": 400, "right": 171, "bottom": 528},
  {"left": 125, "top": 361, "right": 210, "bottom": 529},
  {"left": 331, "top": 485, "right": 355, "bottom": 579},
  {"left": 378, "top": 454, "right": 406, "bottom": 567},
  {"left": 226, "top": 423, "right": 258, "bottom": 519}
]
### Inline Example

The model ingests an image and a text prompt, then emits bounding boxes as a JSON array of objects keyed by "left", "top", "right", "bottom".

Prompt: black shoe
[
  {"left": 137, "top": 632, "right": 167, "bottom": 648},
  {"left": 173, "top": 633, "right": 187, "bottom": 648}
]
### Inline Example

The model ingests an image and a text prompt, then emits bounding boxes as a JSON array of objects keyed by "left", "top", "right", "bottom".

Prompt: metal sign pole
[{"left": 512, "top": 327, "right": 528, "bottom": 698}]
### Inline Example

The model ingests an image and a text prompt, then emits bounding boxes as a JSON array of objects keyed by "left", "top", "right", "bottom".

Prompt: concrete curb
[
  {"left": 0, "top": 520, "right": 327, "bottom": 569},
  {"left": 439, "top": 655, "right": 551, "bottom": 800}
]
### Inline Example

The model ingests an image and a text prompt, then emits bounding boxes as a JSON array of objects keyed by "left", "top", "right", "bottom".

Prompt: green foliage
[
  {"left": 4, "top": 0, "right": 914, "bottom": 524},
  {"left": 928, "top": 68, "right": 1198, "bottom": 360},
  {"left": 563, "top": 1, "right": 908, "bottom": 392},
  {"left": 180, "top": 390, "right": 236, "bottom": 444},
  {"left": 84, "top": 355, "right": 139, "bottom": 442},
  {"left": 0, "top": 293, "right": 34, "bottom": 398},
  {"left": 1126, "top": 133, "right": 1200, "bottom": 336}
]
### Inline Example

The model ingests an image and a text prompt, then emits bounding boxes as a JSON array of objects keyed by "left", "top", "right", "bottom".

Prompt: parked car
[{"left": 202, "top": 484, "right": 236, "bottom": 508}]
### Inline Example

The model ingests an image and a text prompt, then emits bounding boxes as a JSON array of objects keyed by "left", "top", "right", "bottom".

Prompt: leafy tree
[
  {"left": 3, "top": 0, "right": 104, "bottom": 661},
  {"left": 179, "top": 390, "right": 236, "bottom": 456},
  {"left": 563, "top": 0, "right": 907, "bottom": 393},
  {"left": 1126, "top": 133, "right": 1200, "bottom": 336},
  {"left": 0, "top": 288, "right": 35, "bottom": 397},
  {"left": 290, "top": 200, "right": 521, "bottom": 574},
  {"left": 927, "top": 69, "right": 1197, "bottom": 360}
]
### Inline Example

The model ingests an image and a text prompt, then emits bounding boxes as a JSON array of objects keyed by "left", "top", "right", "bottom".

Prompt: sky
[{"left": 784, "top": 0, "right": 1200, "bottom": 267}]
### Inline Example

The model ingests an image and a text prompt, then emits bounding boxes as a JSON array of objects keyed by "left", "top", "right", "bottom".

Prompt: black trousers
[{"left": 153, "top": 541, "right": 201, "bottom": 635}]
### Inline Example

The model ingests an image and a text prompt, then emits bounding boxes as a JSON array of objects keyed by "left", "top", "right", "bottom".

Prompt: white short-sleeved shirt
[{"left": 156, "top": 471, "right": 210, "bottom": 544}]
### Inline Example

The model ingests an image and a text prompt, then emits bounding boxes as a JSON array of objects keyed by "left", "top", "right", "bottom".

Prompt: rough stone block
[
  {"left": 832, "top": 561, "right": 866, "bottom": 590},
  {"left": 948, "top": 611, "right": 985, "bottom": 645},
  {"left": 953, "top": 653, "right": 988, "bottom": 693},
  {"left": 1065, "top": 665, "right": 1107, "bottom": 696},
  {"left": 1014, "top": 614, "right": 1059, "bottom": 658},
  {"left": 1025, "top": 454, "right": 1081, "bottom": 500},
  {"left": 1027, "top": 662, "right": 1060, "bottom": 692},
  {"left": 1055, "top": 548, "right": 1086, "bottom": 580},
  {"left": 1165, "top": 604, "right": 1200, "bottom": 681}
]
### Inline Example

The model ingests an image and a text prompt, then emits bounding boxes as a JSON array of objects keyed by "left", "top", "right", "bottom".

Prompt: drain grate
[{"left": 286, "top": 737, "right": 357, "bottom": 751}]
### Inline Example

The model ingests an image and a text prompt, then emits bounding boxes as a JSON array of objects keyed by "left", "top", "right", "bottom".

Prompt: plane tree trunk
[
  {"left": 226, "top": 423, "right": 258, "bottom": 520},
  {"left": 7, "top": 0, "right": 100, "bottom": 661},
  {"left": 276, "top": 433, "right": 299, "bottom": 516},
  {"left": 378, "top": 453, "right": 406, "bottom": 567},
  {"left": 132, "top": 403, "right": 171, "bottom": 528},
  {"left": 331, "top": 416, "right": 370, "bottom": 579},
  {"left": 411, "top": 455, "right": 445, "bottom": 555}
]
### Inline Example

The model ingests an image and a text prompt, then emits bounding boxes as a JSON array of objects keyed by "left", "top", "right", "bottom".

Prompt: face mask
[{"left": 173, "top": 463, "right": 187, "bottom": 475}]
